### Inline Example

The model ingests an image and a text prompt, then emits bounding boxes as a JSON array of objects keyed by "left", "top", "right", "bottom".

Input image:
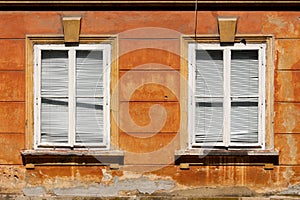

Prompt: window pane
[
  {"left": 230, "top": 98, "right": 258, "bottom": 143},
  {"left": 41, "top": 97, "right": 68, "bottom": 143},
  {"left": 195, "top": 50, "right": 223, "bottom": 97},
  {"left": 41, "top": 50, "right": 68, "bottom": 96},
  {"left": 76, "top": 97, "right": 104, "bottom": 144},
  {"left": 231, "top": 50, "right": 259, "bottom": 96},
  {"left": 194, "top": 97, "right": 223, "bottom": 143},
  {"left": 76, "top": 50, "right": 104, "bottom": 97}
]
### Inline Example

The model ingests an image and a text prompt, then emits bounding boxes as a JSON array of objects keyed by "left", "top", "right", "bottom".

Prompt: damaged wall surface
[{"left": 0, "top": 2, "right": 300, "bottom": 198}]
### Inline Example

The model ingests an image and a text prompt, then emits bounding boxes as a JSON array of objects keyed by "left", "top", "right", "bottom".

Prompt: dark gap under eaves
[{"left": 0, "top": 3, "right": 299, "bottom": 11}]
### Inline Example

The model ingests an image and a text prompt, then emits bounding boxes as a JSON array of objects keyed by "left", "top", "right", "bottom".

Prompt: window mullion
[
  {"left": 69, "top": 48, "right": 76, "bottom": 147},
  {"left": 223, "top": 48, "right": 231, "bottom": 147}
]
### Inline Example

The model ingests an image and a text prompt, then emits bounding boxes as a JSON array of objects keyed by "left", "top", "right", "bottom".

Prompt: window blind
[
  {"left": 38, "top": 48, "right": 107, "bottom": 147},
  {"left": 40, "top": 50, "right": 69, "bottom": 144},
  {"left": 194, "top": 50, "right": 224, "bottom": 144},
  {"left": 75, "top": 50, "right": 104, "bottom": 144},
  {"left": 230, "top": 50, "right": 259, "bottom": 143},
  {"left": 189, "top": 43, "right": 265, "bottom": 148}
]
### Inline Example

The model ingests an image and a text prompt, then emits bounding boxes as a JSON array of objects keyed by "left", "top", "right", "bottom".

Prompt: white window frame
[
  {"left": 34, "top": 44, "right": 111, "bottom": 149},
  {"left": 188, "top": 43, "right": 266, "bottom": 149}
]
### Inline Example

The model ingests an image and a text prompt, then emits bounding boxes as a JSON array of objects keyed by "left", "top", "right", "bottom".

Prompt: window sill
[
  {"left": 21, "top": 150, "right": 124, "bottom": 166},
  {"left": 175, "top": 149, "right": 279, "bottom": 166}
]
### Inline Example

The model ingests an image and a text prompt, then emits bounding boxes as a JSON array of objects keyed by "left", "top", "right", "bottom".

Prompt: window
[
  {"left": 188, "top": 43, "right": 266, "bottom": 149},
  {"left": 34, "top": 44, "right": 111, "bottom": 149}
]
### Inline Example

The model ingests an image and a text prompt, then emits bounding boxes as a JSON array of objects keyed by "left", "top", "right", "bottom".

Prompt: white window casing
[
  {"left": 188, "top": 43, "right": 266, "bottom": 149},
  {"left": 34, "top": 44, "right": 111, "bottom": 149}
]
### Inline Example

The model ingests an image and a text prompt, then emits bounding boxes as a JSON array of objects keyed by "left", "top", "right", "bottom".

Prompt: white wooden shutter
[
  {"left": 75, "top": 50, "right": 104, "bottom": 144},
  {"left": 230, "top": 50, "right": 259, "bottom": 144},
  {"left": 194, "top": 50, "right": 224, "bottom": 144},
  {"left": 40, "top": 50, "right": 69, "bottom": 144}
]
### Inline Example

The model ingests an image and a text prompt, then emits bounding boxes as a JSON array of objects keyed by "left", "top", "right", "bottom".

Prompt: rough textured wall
[{"left": 0, "top": 11, "right": 300, "bottom": 197}]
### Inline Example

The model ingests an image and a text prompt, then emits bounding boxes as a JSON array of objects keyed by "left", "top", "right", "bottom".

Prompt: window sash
[
  {"left": 188, "top": 43, "right": 265, "bottom": 148},
  {"left": 34, "top": 44, "right": 111, "bottom": 149}
]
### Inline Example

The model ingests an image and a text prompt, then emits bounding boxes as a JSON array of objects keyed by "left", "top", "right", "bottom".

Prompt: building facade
[{"left": 0, "top": 1, "right": 300, "bottom": 198}]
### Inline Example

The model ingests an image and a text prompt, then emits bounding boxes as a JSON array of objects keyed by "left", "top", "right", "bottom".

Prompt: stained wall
[{"left": 0, "top": 11, "right": 300, "bottom": 197}]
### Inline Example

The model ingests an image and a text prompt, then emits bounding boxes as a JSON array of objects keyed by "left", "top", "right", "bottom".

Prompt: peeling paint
[
  {"left": 283, "top": 168, "right": 295, "bottom": 183},
  {"left": 170, "top": 186, "right": 257, "bottom": 198},
  {"left": 101, "top": 169, "right": 113, "bottom": 182},
  {"left": 22, "top": 186, "right": 46, "bottom": 196},
  {"left": 267, "top": 15, "right": 287, "bottom": 29},
  {"left": 283, "top": 105, "right": 296, "bottom": 133},
  {"left": 48, "top": 176, "right": 174, "bottom": 196},
  {"left": 280, "top": 184, "right": 300, "bottom": 196},
  {"left": 287, "top": 135, "right": 298, "bottom": 164},
  {"left": 1, "top": 10, "right": 300, "bottom": 199}
]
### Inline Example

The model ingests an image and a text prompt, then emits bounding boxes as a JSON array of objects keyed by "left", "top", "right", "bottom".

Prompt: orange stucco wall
[{"left": 0, "top": 11, "right": 300, "bottom": 197}]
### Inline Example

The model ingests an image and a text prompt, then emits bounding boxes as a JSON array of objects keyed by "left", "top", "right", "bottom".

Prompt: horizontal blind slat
[
  {"left": 41, "top": 97, "right": 69, "bottom": 143},
  {"left": 230, "top": 50, "right": 259, "bottom": 144},
  {"left": 76, "top": 97, "right": 104, "bottom": 144},
  {"left": 231, "top": 50, "right": 259, "bottom": 96},
  {"left": 75, "top": 50, "right": 105, "bottom": 144},
  {"left": 40, "top": 50, "right": 69, "bottom": 144},
  {"left": 195, "top": 50, "right": 223, "bottom": 97},
  {"left": 76, "top": 50, "right": 104, "bottom": 96},
  {"left": 230, "top": 98, "right": 259, "bottom": 143},
  {"left": 194, "top": 98, "right": 223, "bottom": 143},
  {"left": 41, "top": 51, "right": 68, "bottom": 96},
  {"left": 194, "top": 50, "right": 224, "bottom": 144}
]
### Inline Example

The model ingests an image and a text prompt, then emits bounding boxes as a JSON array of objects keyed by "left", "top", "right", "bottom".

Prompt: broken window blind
[
  {"left": 76, "top": 50, "right": 104, "bottom": 144},
  {"left": 230, "top": 50, "right": 259, "bottom": 144},
  {"left": 41, "top": 50, "right": 69, "bottom": 144},
  {"left": 194, "top": 50, "right": 224, "bottom": 144}
]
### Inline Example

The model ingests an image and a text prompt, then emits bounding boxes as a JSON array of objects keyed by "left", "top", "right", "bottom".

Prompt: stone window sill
[
  {"left": 175, "top": 149, "right": 279, "bottom": 166},
  {"left": 21, "top": 150, "right": 124, "bottom": 166}
]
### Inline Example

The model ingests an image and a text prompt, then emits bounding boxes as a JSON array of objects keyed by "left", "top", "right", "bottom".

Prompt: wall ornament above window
[
  {"left": 62, "top": 17, "right": 81, "bottom": 43},
  {"left": 217, "top": 17, "right": 238, "bottom": 43}
]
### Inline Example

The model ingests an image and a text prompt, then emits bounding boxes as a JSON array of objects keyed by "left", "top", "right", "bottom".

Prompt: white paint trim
[
  {"left": 259, "top": 44, "right": 267, "bottom": 149},
  {"left": 103, "top": 44, "right": 111, "bottom": 149},
  {"left": 34, "top": 45, "right": 41, "bottom": 150},
  {"left": 188, "top": 43, "right": 196, "bottom": 149}
]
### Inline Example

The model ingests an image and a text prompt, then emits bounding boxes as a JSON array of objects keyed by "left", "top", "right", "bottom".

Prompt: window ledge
[
  {"left": 175, "top": 149, "right": 279, "bottom": 166},
  {"left": 21, "top": 150, "right": 124, "bottom": 166}
]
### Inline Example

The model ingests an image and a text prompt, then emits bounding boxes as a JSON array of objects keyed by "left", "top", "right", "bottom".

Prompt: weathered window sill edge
[
  {"left": 21, "top": 150, "right": 124, "bottom": 166},
  {"left": 174, "top": 150, "right": 279, "bottom": 166}
]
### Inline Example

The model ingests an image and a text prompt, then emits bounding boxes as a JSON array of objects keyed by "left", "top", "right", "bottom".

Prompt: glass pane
[
  {"left": 41, "top": 50, "right": 68, "bottom": 96},
  {"left": 194, "top": 97, "right": 223, "bottom": 143},
  {"left": 76, "top": 97, "right": 104, "bottom": 144},
  {"left": 230, "top": 98, "right": 258, "bottom": 143},
  {"left": 76, "top": 50, "right": 104, "bottom": 97},
  {"left": 41, "top": 97, "right": 68, "bottom": 143},
  {"left": 195, "top": 50, "right": 223, "bottom": 97},
  {"left": 231, "top": 50, "right": 259, "bottom": 96}
]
